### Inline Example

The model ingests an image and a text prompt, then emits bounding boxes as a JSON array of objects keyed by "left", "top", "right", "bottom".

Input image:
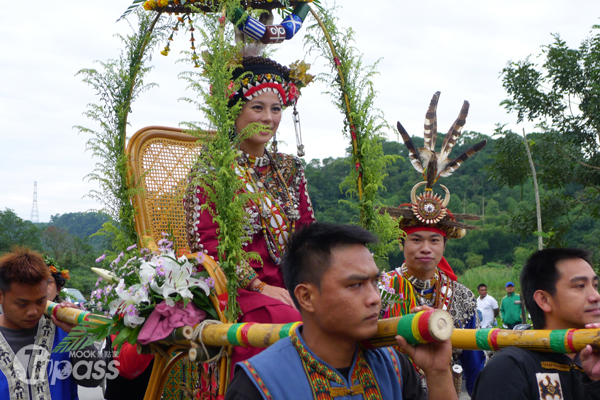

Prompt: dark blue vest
[{"left": 238, "top": 330, "right": 403, "bottom": 400}]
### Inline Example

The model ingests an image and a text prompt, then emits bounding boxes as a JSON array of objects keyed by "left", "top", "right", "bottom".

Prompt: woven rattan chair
[{"left": 126, "top": 125, "right": 230, "bottom": 399}]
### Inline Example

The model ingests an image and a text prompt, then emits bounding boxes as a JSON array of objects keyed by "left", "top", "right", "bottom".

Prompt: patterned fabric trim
[
  {"left": 243, "top": 361, "right": 274, "bottom": 400},
  {"left": 351, "top": 350, "right": 383, "bottom": 400},
  {"left": 0, "top": 316, "right": 54, "bottom": 400},
  {"left": 386, "top": 347, "right": 402, "bottom": 387},
  {"left": 541, "top": 361, "right": 584, "bottom": 373},
  {"left": 290, "top": 330, "right": 383, "bottom": 400}
]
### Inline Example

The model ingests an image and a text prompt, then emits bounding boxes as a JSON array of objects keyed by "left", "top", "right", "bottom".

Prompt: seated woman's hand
[{"left": 261, "top": 284, "right": 297, "bottom": 310}]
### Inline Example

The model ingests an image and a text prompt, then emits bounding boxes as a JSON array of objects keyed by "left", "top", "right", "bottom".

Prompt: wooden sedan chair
[{"left": 126, "top": 126, "right": 230, "bottom": 400}]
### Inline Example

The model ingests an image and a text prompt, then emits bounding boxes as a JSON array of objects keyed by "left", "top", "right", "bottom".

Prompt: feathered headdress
[
  {"left": 381, "top": 91, "right": 485, "bottom": 240},
  {"left": 397, "top": 91, "right": 487, "bottom": 190}
]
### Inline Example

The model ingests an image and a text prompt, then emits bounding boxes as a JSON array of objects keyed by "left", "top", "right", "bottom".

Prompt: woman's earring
[
  {"left": 293, "top": 103, "right": 305, "bottom": 157},
  {"left": 271, "top": 132, "right": 278, "bottom": 157}
]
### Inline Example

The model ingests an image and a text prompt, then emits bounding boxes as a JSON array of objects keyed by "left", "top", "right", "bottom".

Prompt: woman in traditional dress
[{"left": 184, "top": 54, "right": 316, "bottom": 367}]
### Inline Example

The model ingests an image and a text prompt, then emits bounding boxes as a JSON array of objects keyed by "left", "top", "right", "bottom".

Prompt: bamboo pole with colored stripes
[
  {"left": 451, "top": 327, "right": 600, "bottom": 353},
  {"left": 46, "top": 302, "right": 600, "bottom": 353}
]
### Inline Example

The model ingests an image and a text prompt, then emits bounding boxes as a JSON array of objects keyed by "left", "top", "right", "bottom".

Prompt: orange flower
[
  {"left": 49, "top": 266, "right": 58, "bottom": 274},
  {"left": 61, "top": 270, "right": 70, "bottom": 280}
]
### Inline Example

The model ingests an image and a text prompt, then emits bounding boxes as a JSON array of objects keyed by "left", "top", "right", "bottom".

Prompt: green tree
[
  {"left": 499, "top": 30, "right": 600, "bottom": 219},
  {"left": 0, "top": 209, "right": 42, "bottom": 253}
]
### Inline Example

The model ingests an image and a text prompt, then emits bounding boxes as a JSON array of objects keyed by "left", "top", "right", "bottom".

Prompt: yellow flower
[
  {"left": 158, "top": 0, "right": 169, "bottom": 7},
  {"left": 161, "top": 50, "right": 169, "bottom": 56},
  {"left": 61, "top": 270, "right": 70, "bottom": 280},
  {"left": 289, "top": 60, "right": 315, "bottom": 87},
  {"left": 143, "top": 0, "right": 153, "bottom": 10}
]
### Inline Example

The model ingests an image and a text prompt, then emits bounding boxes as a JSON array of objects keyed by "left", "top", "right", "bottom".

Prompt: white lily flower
[
  {"left": 107, "top": 279, "right": 149, "bottom": 328},
  {"left": 151, "top": 257, "right": 209, "bottom": 301},
  {"left": 139, "top": 261, "right": 156, "bottom": 284},
  {"left": 124, "top": 314, "right": 145, "bottom": 328}
]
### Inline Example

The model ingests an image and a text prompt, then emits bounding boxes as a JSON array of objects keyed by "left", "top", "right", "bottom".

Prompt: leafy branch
[
  {"left": 75, "top": 11, "right": 167, "bottom": 248},
  {"left": 304, "top": 4, "right": 402, "bottom": 262}
]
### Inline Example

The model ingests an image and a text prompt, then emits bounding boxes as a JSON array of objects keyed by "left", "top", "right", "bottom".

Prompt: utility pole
[{"left": 31, "top": 181, "right": 39, "bottom": 224}]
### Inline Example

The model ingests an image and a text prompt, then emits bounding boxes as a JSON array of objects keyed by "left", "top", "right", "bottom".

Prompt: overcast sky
[{"left": 1, "top": 0, "right": 598, "bottom": 223}]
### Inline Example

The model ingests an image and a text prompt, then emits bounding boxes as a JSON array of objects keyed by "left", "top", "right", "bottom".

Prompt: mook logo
[{"left": 13, "top": 344, "right": 120, "bottom": 385}]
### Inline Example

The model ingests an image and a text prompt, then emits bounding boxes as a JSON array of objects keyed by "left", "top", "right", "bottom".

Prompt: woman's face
[
  {"left": 236, "top": 91, "right": 282, "bottom": 155},
  {"left": 47, "top": 278, "right": 58, "bottom": 301}
]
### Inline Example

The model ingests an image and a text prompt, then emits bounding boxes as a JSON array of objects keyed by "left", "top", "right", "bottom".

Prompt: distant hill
[{"left": 303, "top": 132, "right": 600, "bottom": 272}]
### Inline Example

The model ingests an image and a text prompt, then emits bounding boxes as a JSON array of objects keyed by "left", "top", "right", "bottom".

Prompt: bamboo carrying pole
[{"left": 46, "top": 302, "right": 600, "bottom": 353}]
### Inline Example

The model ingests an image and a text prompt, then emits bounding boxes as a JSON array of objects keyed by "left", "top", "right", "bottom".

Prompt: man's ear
[
  {"left": 294, "top": 283, "right": 317, "bottom": 313},
  {"left": 533, "top": 290, "right": 553, "bottom": 313}
]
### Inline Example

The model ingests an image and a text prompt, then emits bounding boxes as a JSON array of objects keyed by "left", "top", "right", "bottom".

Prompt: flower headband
[{"left": 43, "top": 255, "right": 70, "bottom": 284}]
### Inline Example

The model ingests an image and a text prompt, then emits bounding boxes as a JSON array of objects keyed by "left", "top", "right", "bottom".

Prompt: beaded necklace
[
  {"left": 399, "top": 263, "right": 453, "bottom": 311},
  {"left": 239, "top": 151, "right": 299, "bottom": 264}
]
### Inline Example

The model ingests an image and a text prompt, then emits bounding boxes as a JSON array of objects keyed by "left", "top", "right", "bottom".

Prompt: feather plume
[
  {"left": 396, "top": 92, "right": 483, "bottom": 184},
  {"left": 238, "top": 41, "right": 267, "bottom": 57},
  {"left": 438, "top": 139, "right": 487, "bottom": 177},
  {"left": 418, "top": 147, "right": 434, "bottom": 171},
  {"left": 438, "top": 100, "right": 469, "bottom": 169},
  {"left": 423, "top": 91, "right": 440, "bottom": 151},
  {"left": 396, "top": 121, "right": 424, "bottom": 172}
]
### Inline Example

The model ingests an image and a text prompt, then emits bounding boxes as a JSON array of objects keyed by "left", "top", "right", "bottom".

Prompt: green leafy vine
[
  {"left": 179, "top": 1, "right": 266, "bottom": 321},
  {"left": 75, "top": 11, "right": 167, "bottom": 249},
  {"left": 304, "top": 5, "right": 403, "bottom": 262}
]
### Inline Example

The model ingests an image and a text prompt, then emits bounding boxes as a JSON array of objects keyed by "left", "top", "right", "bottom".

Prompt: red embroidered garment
[{"left": 184, "top": 152, "right": 315, "bottom": 370}]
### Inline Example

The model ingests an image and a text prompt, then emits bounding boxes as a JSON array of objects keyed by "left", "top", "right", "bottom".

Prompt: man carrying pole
[
  {"left": 225, "top": 223, "right": 458, "bottom": 400},
  {"left": 471, "top": 248, "right": 600, "bottom": 399}
]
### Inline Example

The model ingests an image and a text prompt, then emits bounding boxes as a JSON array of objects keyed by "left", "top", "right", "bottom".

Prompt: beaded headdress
[
  {"left": 381, "top": 91, "right": 486, "bottom": 239},
  {"left": 230, "top": 55, "right": 313, "bottom": 108},
  {"left": 230, "top": 52, "right": 314, "bottom": 156},
  {"left": 231, "top": 56, "right": 295, "bottom": 107}
]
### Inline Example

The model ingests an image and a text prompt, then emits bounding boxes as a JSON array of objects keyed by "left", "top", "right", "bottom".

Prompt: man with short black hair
[
  {"left": 471, "top": 248, "right": 600, "bottom": 400},
  {"left": 225, "top": 223, "right": 458, "bottom": 400},
  {"left": 500, "top": 281, "right": 522, "bottom": 329},
  {"left": 0, "top": 246, "right": 101, "bottom": 400},
  {"left": 476, "top": 283, "right": 499, "bottom": 329}
]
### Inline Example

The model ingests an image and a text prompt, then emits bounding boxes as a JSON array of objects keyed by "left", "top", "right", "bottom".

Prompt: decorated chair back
[{"left": 126, "top": 126, "right": 228, "bottom": 320}]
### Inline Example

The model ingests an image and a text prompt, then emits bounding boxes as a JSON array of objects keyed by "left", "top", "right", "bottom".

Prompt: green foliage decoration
[
  {"left": 178, "top": 1, "right": 266, "bottom": 321},
  {"left": 75, "top": 11, "right": 168, "bottom": 249},
  {"left": 303, "top": 5, "right": 402, "bottom": 262}
]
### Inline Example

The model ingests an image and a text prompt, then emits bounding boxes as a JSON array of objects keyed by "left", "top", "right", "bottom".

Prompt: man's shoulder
[
  {"left": 483, "top": 347, "right": 539, "bottom": 373},
  {"left": 243, "top": 336, "right": 303, "bottom": 373}
]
